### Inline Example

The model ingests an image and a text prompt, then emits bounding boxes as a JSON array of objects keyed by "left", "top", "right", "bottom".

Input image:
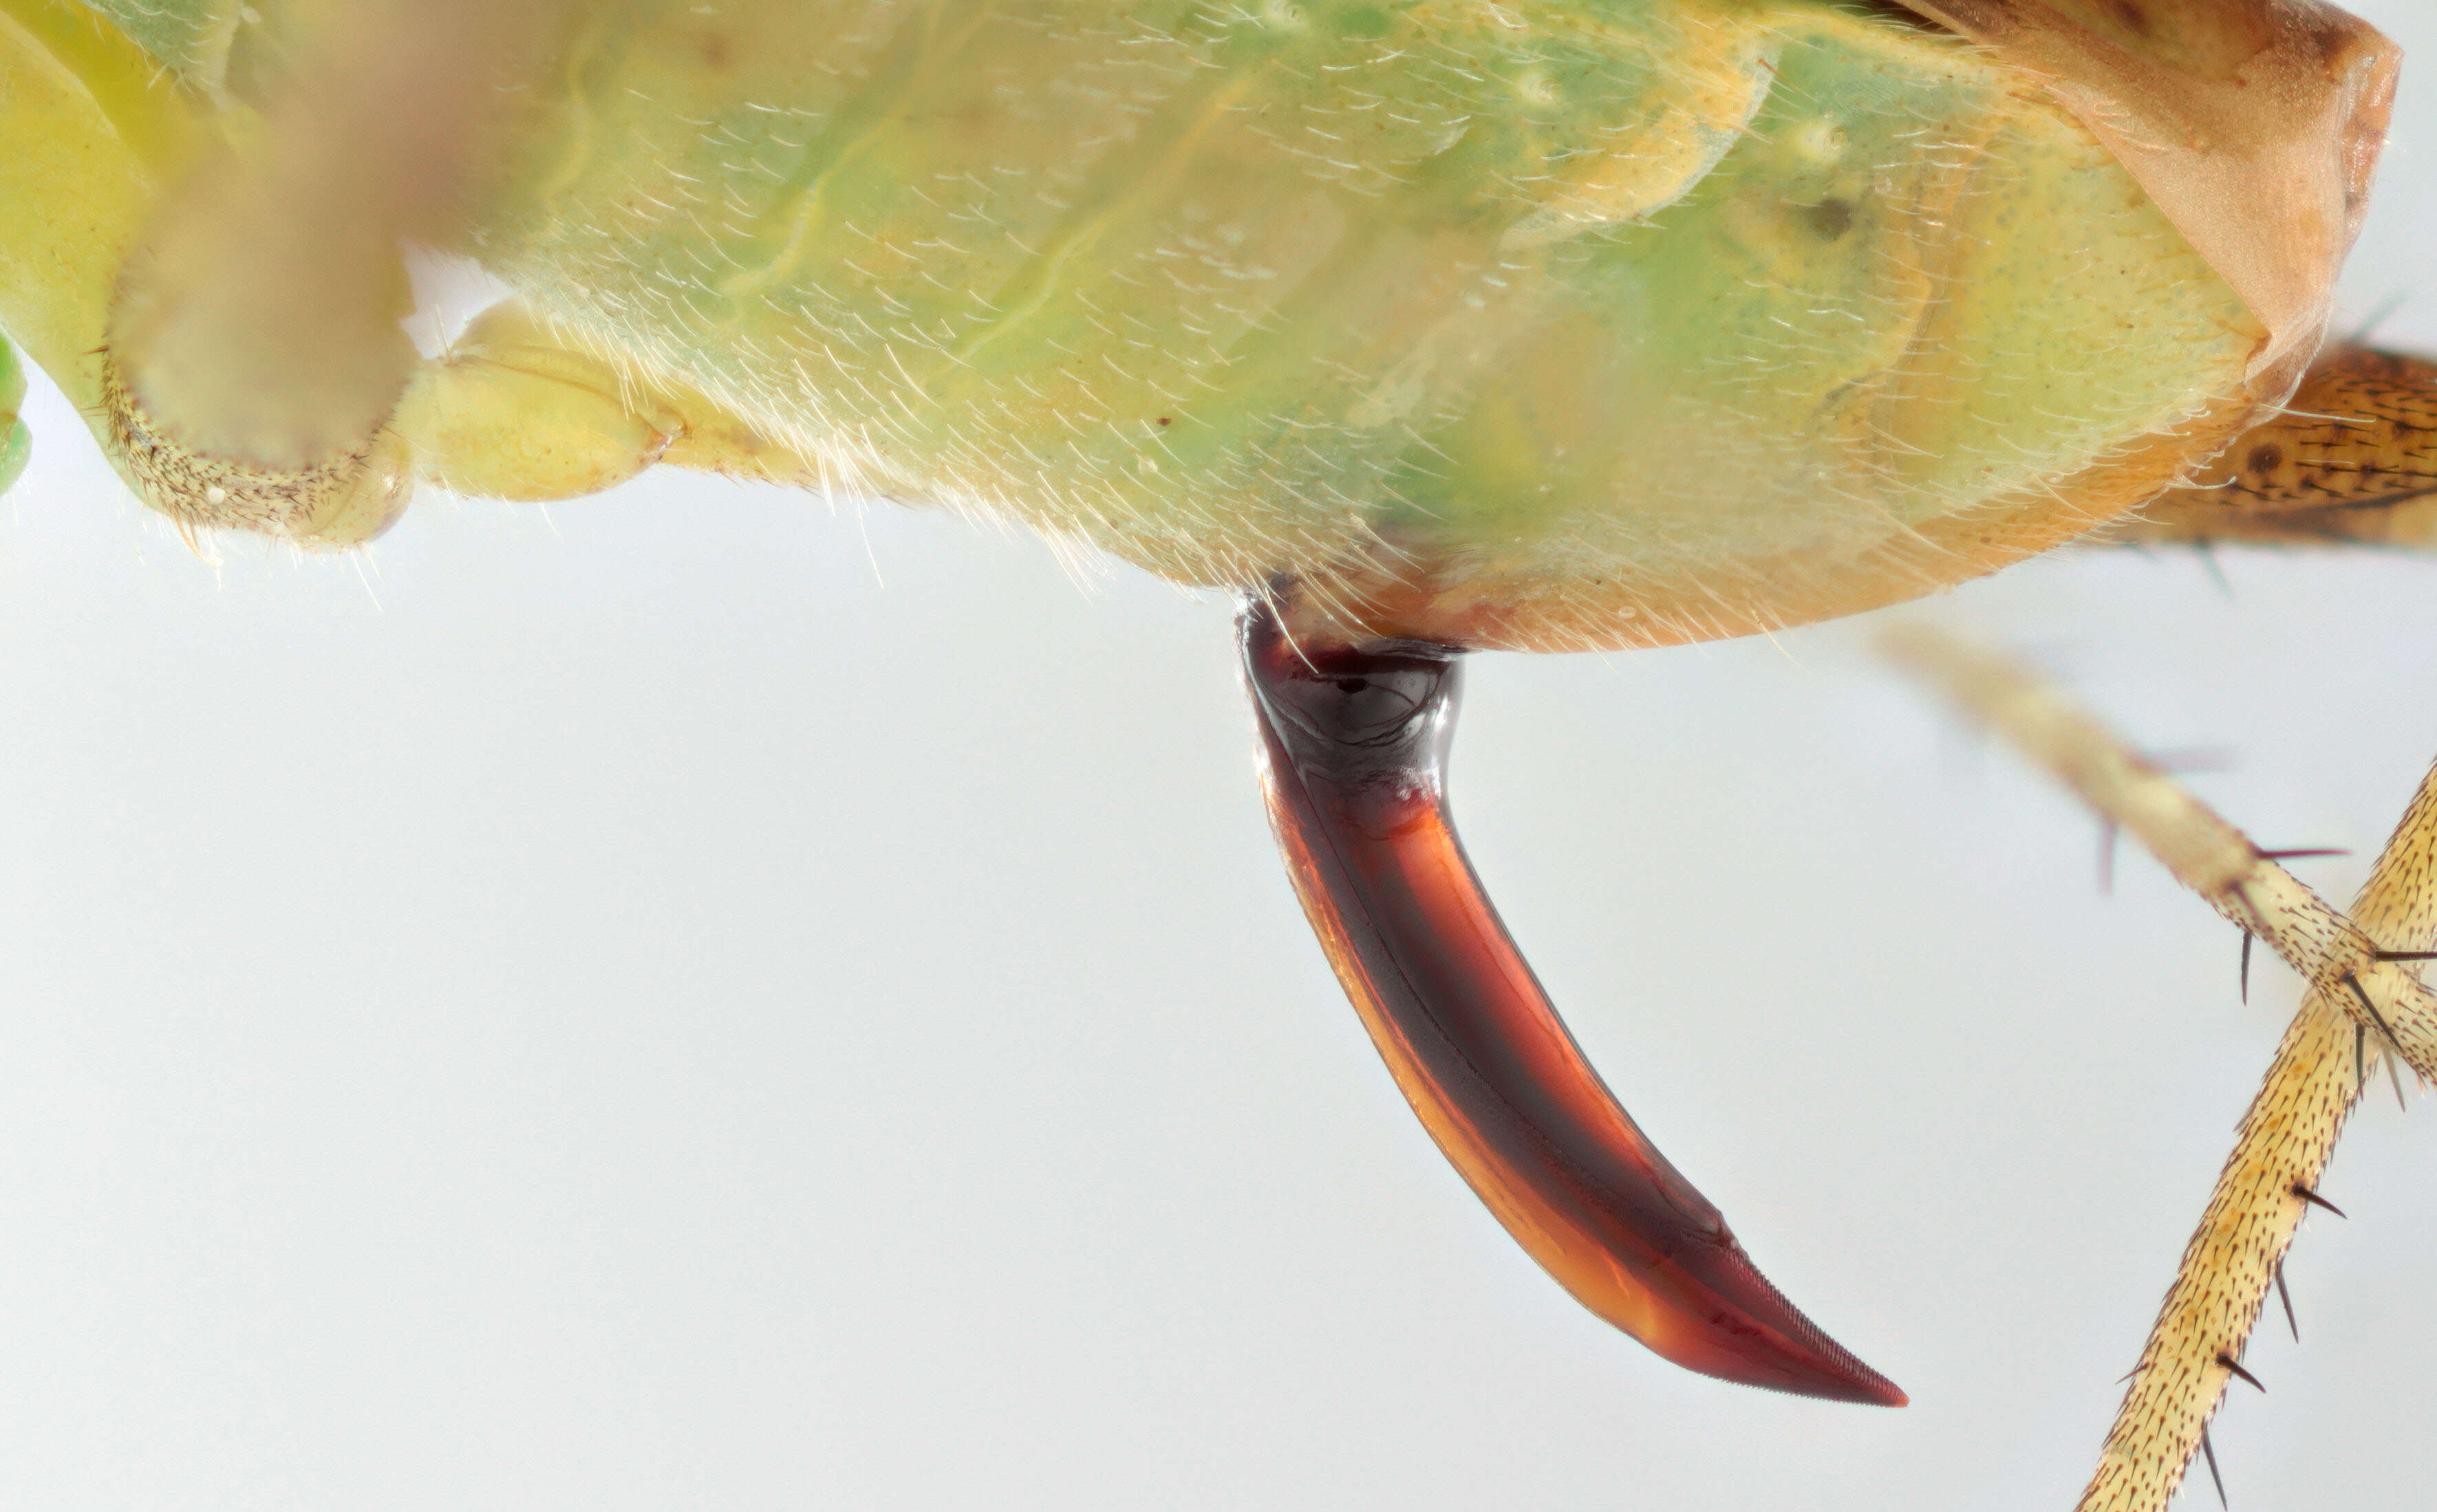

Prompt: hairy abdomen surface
[{"left": 106, "top": 0, "right": 2267, "bottom": 648}]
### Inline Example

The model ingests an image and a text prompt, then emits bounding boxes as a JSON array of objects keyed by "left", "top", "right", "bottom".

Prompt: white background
[{"left": 1, "top": 4, "right": 2434, "bottom": 1507}]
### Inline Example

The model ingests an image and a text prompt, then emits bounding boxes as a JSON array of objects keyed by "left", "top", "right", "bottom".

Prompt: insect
[{"left": 0, "top": 0, "right": 2431, "bottom": 1504}]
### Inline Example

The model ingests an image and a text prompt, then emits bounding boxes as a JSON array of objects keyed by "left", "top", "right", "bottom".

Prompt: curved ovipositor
[{"left": 1240, "top": 598, "right": 1904, "bottom": 1405}]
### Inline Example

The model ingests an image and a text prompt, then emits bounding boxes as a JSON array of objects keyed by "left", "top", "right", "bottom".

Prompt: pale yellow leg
[
  {"left": 1887, "top": 627, "right": 2437, "bottom": 1512},
  {"left": 0, "top": 1, "right": 815, "bottom": 540},
  {"left": 99, "top": 0, "right": 580, "bottom": 546},
  {"left": 1887, "top": 628, "right": 2437, "bottom": 1079},
  {"left": 394, "top": 303, "right": 819, "bottom": 506}
]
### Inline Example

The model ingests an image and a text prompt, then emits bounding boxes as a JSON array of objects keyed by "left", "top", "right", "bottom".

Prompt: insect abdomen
[
  {"left": 469, "top": 0, "right": 2258, "bottom": 648},
  {"left": 72, "top": 0, "right": 2263, "bottom": 649}
]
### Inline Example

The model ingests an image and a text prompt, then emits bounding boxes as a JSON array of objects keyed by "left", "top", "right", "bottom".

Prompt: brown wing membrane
[{"left": 1239, "top": 600, "right": 1904, "bottom": 1405}]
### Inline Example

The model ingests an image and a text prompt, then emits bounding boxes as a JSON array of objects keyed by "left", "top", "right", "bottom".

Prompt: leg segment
[
  {"left": 100, "top": 0, "right": 581, "bottom": 544},
  {"left": 1239, "top": 597, "right": 1904, "bottom": 1405},
  {"left": 394, "top": 303, "right": 818, "bottom": 504},
  {"left": 2114, "top": 344, "right": 2437, "bottom": 548},
  {"left": 1890, "top": 626, "right": 2437, "bottom": 1512}
]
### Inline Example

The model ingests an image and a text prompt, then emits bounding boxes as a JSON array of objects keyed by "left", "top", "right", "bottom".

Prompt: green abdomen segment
[{"left": 478, "top": 0, "right": 2255, "bottom": 645}]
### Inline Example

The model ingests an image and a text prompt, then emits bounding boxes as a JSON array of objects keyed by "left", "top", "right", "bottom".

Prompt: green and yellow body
[
  {"left": 0, "top": 10, "right": 2425, "bottom": 1506},
  {"left": 0, "top": 0, "right": 2397, "bottom": 649}
]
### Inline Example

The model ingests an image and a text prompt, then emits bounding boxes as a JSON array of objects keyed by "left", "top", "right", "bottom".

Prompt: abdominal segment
[{"left": 468, "top": 0, "right": 2262, "bottom": 649}]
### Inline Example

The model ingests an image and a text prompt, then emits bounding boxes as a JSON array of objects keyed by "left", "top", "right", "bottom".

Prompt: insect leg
[
  {"left": 1240, "top": 596, "right": 1904, "bottom": 1405},
  {"left": 1890, "top": 627, "right": 2437, "bottom": 1512},
  {"left": 1887, "top": 627, "right": 2437, "bottom": 1081},
  {"left": 2109, "top": 345, "right": 2437, "bottom": 549},
  {"left": 103, "top": 0, "right": 581, "bottom": 545},
  {"left": 394, "top": 303, "right": 819, "bottom": 505}
]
